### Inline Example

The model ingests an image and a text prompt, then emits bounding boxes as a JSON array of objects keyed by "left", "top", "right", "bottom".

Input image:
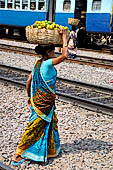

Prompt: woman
[
  {"left": 11, "top": 29, "right": 68, "bottom": 166},
  {"left": 68, "top": 29, "right": 79, "bottom": 59}
]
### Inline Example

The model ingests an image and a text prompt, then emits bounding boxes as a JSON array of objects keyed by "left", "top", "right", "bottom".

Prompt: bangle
[{"left": 27, "top": 97, "right": 30, "bottom": 99}]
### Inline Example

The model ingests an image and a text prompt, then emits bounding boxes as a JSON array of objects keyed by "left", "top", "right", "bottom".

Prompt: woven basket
[
  {"left": 68, "top": 18, "right": 80, "bottom": 26},
  {"left": 26, "top": 27, "right": 69, "bottom": 45}
]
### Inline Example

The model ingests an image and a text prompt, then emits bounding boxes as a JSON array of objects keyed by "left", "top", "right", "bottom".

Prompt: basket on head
[
  {"left": 26, "top": 26, "right": 69, "bottom": 45},
  {"left": 68, "top": 18, "right": 80, "bottom": 26}
]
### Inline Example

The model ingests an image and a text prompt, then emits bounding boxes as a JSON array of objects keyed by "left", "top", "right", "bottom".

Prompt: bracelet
[{"left": 27, "top": 97, "right": 30, "bottom": 99}]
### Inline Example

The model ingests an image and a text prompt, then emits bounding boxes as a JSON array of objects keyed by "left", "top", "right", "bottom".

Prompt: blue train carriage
[
  {"left": 0, "top": 0, "right": 47, "bottom": 36},
  {"left": 55, "top": 0, "right": 75, "bottom": 30},
  {"left": 86, "top": 0, "right": 113, "bottom": 45},
  {"left": 0, "top": 0, "right": 75, "bottom": 36}
]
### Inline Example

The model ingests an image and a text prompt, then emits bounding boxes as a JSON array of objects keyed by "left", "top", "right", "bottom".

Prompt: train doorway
[
  {"left": 74, "top": 0, "right": 87, "bottom": 27},
  {"left": 74, "top": 0, "right": 87, "bottom": 47},
  {"left": 46, "top": 0, "right": 56, "bottom": 22}
]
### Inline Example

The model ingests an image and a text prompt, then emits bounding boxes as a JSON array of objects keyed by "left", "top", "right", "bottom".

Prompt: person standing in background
[{"left": 68, "top": 28, "right": 79, "bottom": 59}]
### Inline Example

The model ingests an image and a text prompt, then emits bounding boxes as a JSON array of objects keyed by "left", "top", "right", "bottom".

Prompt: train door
[
  {"left": 74, "top": 0, "right": 87, "bottom": 47},
  {"left": 55, "top": 0, "right": 75, "bottom": 29},
  {"left": 46, "top": 0, "right": 56, "bottom": 21},
  {"left": 74, "top": 0, "right": 87, "bottom": 27}
]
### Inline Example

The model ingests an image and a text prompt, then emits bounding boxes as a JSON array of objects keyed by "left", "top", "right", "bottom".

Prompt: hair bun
[
  {"left": 35, "top": 45, "right": 44, "bottom": 55},
  {"left": 35, "top": 44, "right": 55, "bottom": 56}
]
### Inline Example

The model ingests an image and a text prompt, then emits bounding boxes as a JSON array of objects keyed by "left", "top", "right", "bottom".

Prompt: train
[{"left": 0, "top": 0, "right": 113, "bottom": 47}]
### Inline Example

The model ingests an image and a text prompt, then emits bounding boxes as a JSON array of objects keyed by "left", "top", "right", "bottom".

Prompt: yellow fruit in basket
[
  {"left": 46, "top": 25, "right": 50, "bottom": 29},
  {"left": 48, "top": 25, "right": 52, "bottom": 30},
  {"left": 46, "top": 25, "right": 53, "bottom": 30},
  {"left": 55, "top": 24, "right": 59, "bottom": 28},
  {"left": 41, "top": 21, "right": 45, "bottom": 24},
  {"left": 41, "top": 23, "right": 46, "bottom": 28},
  {"left": 64, "top": 26, "right": 69, "bottom": 30},
  {"left": 33, "top": 24, "right": 39, "bottom": 28},
  {"left": 48, "top": 21, "right": 52, "bottom": 24},
  {"left": 60, "top": 26, "right": 64, "bottom": 29},
  {"left": 54, "top": 28, "right": 58, "bottom": 30},
  {"left": 38, "top": 26, "right": 42, "bottom": 29},
  {"left": 34, "top": 21, "right": 39, "bottom": 24},
  {"left": 31, "top": 20, "right": 69, "bottom": 32},
  {"left": 51, "top": 24, "right": 55, "bottom": 29},
  {"left": 50, "top": 25, "right": 54, "bottom": 30}
]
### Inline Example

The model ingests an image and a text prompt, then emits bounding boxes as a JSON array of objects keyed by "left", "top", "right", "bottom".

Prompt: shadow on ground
[{"left": 31, "top": 137, "right": 113, "bottom": 166}]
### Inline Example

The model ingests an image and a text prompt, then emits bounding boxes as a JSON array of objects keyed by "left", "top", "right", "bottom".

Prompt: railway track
[
  {"left": 0, "top": 162, "right": 13, "bottom": 170},
  {"left": 0, "top": 36, "right": 113, "bottom": 54},
  {"left": 0, "top": 64, "right": 113, "bottom": 115},
  {"left": 0, "top": 43, "right": 113, "bottom": 70},
  {"left": 78, "top": 46, "right": 113, "bottom": 54}
]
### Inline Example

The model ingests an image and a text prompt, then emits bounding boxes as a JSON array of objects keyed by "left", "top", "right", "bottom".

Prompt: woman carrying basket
[{"left": 11, "top": 29, "right": 68, "bottom": 166}]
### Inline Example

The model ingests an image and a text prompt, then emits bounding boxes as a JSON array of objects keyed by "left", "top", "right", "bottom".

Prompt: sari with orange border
[{"left": 15, "top": 60, "right": 60, "bottom": 162}]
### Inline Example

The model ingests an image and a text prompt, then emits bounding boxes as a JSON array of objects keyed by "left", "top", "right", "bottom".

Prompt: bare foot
[{"left": 12, "top": 154, "right": 23, "bottom": 162}]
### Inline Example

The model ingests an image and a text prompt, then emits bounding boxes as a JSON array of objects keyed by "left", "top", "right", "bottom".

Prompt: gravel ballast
[
  {"left": 0, "top": 82, "right": 113, "bottom": 170},
  {"left": 0, "top": 50, "right": 113, "bottom": 88},
  {"left": 0, "top": 39, "right": 113, "bottom": 170}
]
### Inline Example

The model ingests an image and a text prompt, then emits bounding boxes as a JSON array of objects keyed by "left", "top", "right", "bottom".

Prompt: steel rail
[
  {"left": 78, "top": 47, "right": 113, "bottom": 54},
  {"left": 0, "top": 75, "right": 113, "bottom": 116},
  {"left": 56, "top": 52, "right": 113, "bottom": 70},
  {"left": 0, "top": 162, "right": 13, "bottom": 170},
  {"left": 0, "top": 44, "right": 113, "bottom": 70},
  {"left": 1, "top": 34, "right": 113, "bottom": 53},
  {"left": 0, "top": 36, "right": 112, "bottom": 54},
  {"left": 0, "top": 43, "right": 37, "bottom": 56},
  {"left": 1, "top": 64, "right": 113, "bottom": 93}
]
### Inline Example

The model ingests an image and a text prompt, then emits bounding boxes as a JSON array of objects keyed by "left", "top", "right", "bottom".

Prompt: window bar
[
  {"left": 28, "top": 0, "right": 30, "bottom": 10},
  {"left": 12, "top": 0, "right": 14, "bottom": 9},
  {"left": 44, "top": 0, "right": 46, "bottom": 12},
  {"left": 36, "top": 0, "right": 38, "bottom": 10},
  {"left": 5, "top": 0, "right": 7, "bottom": 8},
  {"left": 20, "top": 0, "right": 22, "bottom": 9}
]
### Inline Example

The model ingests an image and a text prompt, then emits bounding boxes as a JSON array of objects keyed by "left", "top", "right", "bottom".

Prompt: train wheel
[{"left": 91, "top": 34, "right": 106, "bottom": 46}]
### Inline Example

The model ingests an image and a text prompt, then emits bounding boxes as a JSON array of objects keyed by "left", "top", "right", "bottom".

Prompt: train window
[
  {"left": 30, "top": 0, "right": 36, "bottom": 10},
  {"left": 0, "top": 0, "right": 5, "bottom": 8},
  {"left": 63, "top": 0, "right": 71, "bottom": 12},
  {"left": 7, "top": 0, "right": 13, "bottom": 8},
  {"left": 15, "top": 0, "right": 20, "bottom": 9},
  {"left": 22, "top": 0, "right": 28, "bottom": 10},
  {"left": 92, "top": 0, "right": 101, "bottom": 10},
  {"left": 38, "top": 0, "right": 45, "bottom": 10}
]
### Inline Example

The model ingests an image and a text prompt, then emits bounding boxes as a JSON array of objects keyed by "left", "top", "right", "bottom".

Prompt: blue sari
[{"left": 16, "top": 60, "right": 60, "bottom": 162}]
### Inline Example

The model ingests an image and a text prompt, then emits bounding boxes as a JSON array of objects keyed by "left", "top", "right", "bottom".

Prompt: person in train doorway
[
  {"left": 68, "top": 27, "right": 79, "bottom": 59},
  {"left": 11, "top": 28, "right": 68, "bottom": 166}
]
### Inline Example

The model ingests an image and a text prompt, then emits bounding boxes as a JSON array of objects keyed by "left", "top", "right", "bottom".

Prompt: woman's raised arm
[{"left": 52, "top": 30, "right": 69, "bottom": 65}]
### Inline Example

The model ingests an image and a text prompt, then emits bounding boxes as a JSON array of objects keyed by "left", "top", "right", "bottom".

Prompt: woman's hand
[
  {"left": 52, "top": 27, "right": 68, "bottom": 65},
  {"left": 27, "top": 97, "right": 31, "bottom": 110},
  {"left": 58, "top": 28, "right": 67, "bottom": 35},
  {"left": 58, "top": 28, "right": 68, "bottom": 47}
]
